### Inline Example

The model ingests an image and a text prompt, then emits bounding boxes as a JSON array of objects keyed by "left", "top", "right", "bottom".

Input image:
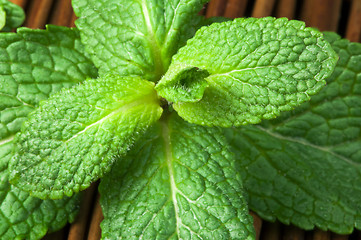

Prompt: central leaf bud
[{"left": 156, "top": 66, "right": 210, "bottom": 103}]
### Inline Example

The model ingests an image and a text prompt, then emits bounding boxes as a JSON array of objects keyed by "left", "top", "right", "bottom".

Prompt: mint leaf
[
  {"left": 1, "top": 141, "right": 81, "bottom": 240},
  {"left": 200, "top": 16, "right": 230, "bottom": 26},
  {"left": 100, "top": 113, "right": 254, "bottom": 239},
  {"left": 0, "top": 0, "right": 24, "bottom": 32},
  {"left": 72, "top": 0, "right": 209, "bottom": 81},
  {"left": 156, "top": 17, "right": 338, "bottom": 127},
  {"left": 0, "top": 25, "right": 97, "bottom": 154},
  {"left": 0, "top": 25, "right": 97, "bottom": 239},
  {"left": 225, "top": 32, "right": 361, "bottom": 234},
  {"left": 0, "top": 5, "right": 5, "bottom": 30},
  {"left": 10, "top": 74, "right": 163, "bottom": 199},
  {"left": 157, "top": 66, "right": 210, "bottom": 103}
]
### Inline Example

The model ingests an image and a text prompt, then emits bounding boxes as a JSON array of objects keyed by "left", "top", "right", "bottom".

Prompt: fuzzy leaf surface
[
  {"left": 10, "top": 75, "right": 163, "bottom": 199},
  {"left": 100, "top": 114, "right": 254, "bottom": 240},
  {"left": 225, "top": 32, "right": 361, "bottom": 234},
  {"left": 0, "top": 0, "right": 25, "bottom": 32},
  {"left": 72, "top": 0, "right": 210, "bottom": 81},
  {"left": 156, "top": 17, "right": 338, "bottom": 127},
  {"left": 0, "top": 25, "right": 97, "bottom": 146},
  {"left": 0, "top": 25, "right": 97, "bottom": 239},
  {"left": 0, "top": 141, "right": 80, "bottom": 240}
]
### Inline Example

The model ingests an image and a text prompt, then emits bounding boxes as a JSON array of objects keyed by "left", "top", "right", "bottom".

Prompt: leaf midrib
[
  {"left": 138, "top": 0, "right": 165, "bottom": 81},
  {"left": 65, "top": 94, "right": 156, "bottom": 144},
  {"left": 256, "top": 125, "right": 361, "bottom": 168},
  {"left": 160, "top": 119, "right": 181, "bottom": 238},
  {"left": 0, "top": 135, "right": 14, "bottom": 147},
  {"left": 209, "top": 65, "right": 276, "bottom": 78}
]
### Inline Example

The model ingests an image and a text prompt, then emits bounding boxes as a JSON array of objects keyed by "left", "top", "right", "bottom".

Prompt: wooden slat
[
  {"left": 301, "top": 0, "right": 313, "bottom": 25},
  {"left": 331, "top": 233, "right": 349, "bottom": 240},
  {"left": 283, "top": 225, "right": 305, "bottom": 240},
  {"left": 70, "top": 11, "right": 77, "bottom": 28},
  {"left": 24, "top": 0, "right": 54, "bottom": 28},
  {"left": 250, "top": 212, "right": 263, "bottom": 240},
  {"left": 260, "top": 222, "right": 281, "bottom": 240},
  {"left": 252, "top": 0, "right": 276, "bottom": 18},
  {"left": 8, "top": 0, "right": 27, "bottom": 8},
  {"left": 87, "top": 194, "right": 103, "bottom": 240},
  {"left": 224, "top": 0, "right": 248, "bottom": 18},
  {"left": 42, "top": 228, "right": 67, "bottom": 240},
  {"left": 276, "top": 0, "right": 296, "bottom": 19},
  {"left": 67, "top": 183, "right": 98, "bottom": 240},
  {"left": 301, "top": 0, "right": 342, "bottom": 31},
  {"left": 206, "top": 0, "right": 227, "bottom": 17},
  {"left": 313, "top": 229, "right": 331, "bottom": 240},
  {"left": 346, "top": 0, "right": 361, "bottom": 42},
  {"left": 50, "top": 0, "right": 73, "bottom": 27}
]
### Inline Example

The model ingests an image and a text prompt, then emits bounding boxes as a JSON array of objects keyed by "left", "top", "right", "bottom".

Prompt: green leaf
[
  {"left": 0, "top": 0, "right": 25, "bottom": 32},
  {"left": 225, "top": 32, "right": 361, "bottom": 234},
  {"left": 99, "top": 113, "right": 255, "bottom": 239},
  {"left": 0, "top": 25, "right": 97, "bottom": 239},
  {"left": 0, "top": 5, "right": 5, "bottom": 30},
  {"left": 156, "top": 66, "right": 210, "bottom": 103},
  {"left": 0, "top": 141, "right": 81, "bottom": 240},
  {"left": 200, "top": 16, "right": 230, "bottom": 26},
  {"left": 72, "top": 0, "right": 210, "bottom": 81},
  {"left": 10, "top": 74, "right": 163, "bottom": 199},
  {"left": 0, "top": 25, "right": 98, "bottom": 145},
  {"left": 156, "top": 17, "right": 338, "bottom": 127}
]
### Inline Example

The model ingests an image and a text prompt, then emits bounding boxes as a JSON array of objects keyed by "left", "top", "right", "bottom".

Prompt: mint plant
[{"left": 0, "top": 0, "right": 360, "bottom": 239}]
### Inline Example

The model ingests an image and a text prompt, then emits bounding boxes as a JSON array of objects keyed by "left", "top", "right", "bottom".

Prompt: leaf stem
[{"left": 140, "top": 0, "right": 166, "bottom": 81}]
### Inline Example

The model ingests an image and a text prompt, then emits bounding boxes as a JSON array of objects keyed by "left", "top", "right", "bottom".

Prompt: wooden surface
[{"left": 7, "top": 0, "right": 361, "bottom": 239}]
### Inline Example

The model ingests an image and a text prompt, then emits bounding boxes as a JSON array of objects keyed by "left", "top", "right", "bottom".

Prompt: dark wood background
[{"left": 7, "top": 0, "right": 361, "bottom": 239}]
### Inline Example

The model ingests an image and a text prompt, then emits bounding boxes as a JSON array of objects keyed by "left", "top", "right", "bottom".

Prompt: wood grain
[
  {"left": 87, "top": 194, "right": 103, "bottom": 240},
  {"left": 67, "top": 183, "right": 98, "bottom": 240},
  {"left": 276, "top": 0, "right": 296, "bottom": 19},
  {"left": 301, "top": 0, "right": 342, "bottom": 31},
  {"left": 24, "top": 0, "right": 54, "bottom": 28},
  {"left": 252, "top": 0, "right": 276, "bottom": 17},
  {"left": 313, "top": 229, "right": 331, "bottom": 240},
  {"left": 43, "top": 228, "right": 67, "bottom": 240},
  {"left": 346, "top": 0, "right": 361, "bottom": 42},
  {"left": 50, "top": 0, "right": 73, "bottom": 27},
  {"left": 260, "top": 222, "right": 281, "bottom": 240},
  {"left": 224, "top": 0, "right": 248, "bottom": 18},
  {"left": 283, "top": 225, "right": 305, "bottom": 240},
  {"left": 8, "top": 0, "right": 27, "bottom": 8},
  {"left": 70, "top": 12, "right": 77, "bottom": 28},
  {"left": 206, "top": 0, "right": 227, "bottom": 17},
  {"left": 331, "top": 233, "right": 350, "bottom": 240}
]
